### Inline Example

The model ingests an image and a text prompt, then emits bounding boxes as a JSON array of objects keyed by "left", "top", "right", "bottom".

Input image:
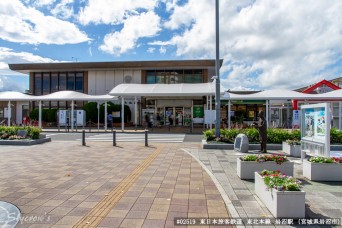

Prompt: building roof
[
  {"left": 0, "top": 91, "right": 116, "bottom": 101},
  {"left": 109, "top": 82, "right": 226, "bottom": 97},
  {"left": 223, "top": 89, "right": 341, "bottom": 100},
  {"left": 9, "top": 59, "right": 223, "bottom": 74}
]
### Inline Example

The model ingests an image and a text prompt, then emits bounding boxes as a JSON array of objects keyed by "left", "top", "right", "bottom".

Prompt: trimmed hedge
[
  {"left": 29, "top": 109, "right": 57, "bottom": 122},
  {"left": 0, "top": 126, "right": 41, "bottom": 139},
  {"left": 203, "top": 128, "right": 342, "bottom": 144}
]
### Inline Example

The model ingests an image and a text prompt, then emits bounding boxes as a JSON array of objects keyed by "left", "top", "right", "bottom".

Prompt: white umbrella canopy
[
  {"left": 39, "top": 91, "right": 117, "bottom": 101},
  {"left": 0, "top": 91, "right": 35, "bottom": 101},
  {"left": 109, "top": 82, "right": 226, "bottom": 97},
  {"left": 312, "top": 89, "right": 342, "bottom": 100},
  {"left": 223, "top": 89, "right": 313, "bottom": 100}
]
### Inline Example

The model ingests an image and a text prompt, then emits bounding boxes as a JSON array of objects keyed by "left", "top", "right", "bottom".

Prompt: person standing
[{"left": 255, "top": 110, "right": 267, "bottom": 153}]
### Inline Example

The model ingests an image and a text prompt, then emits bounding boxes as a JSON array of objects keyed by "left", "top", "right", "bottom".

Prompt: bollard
[
  {"left": 145, "top": 129, "right": 148, "bottom": 147},
  {"left": 113, "top": 128, "right": 116, "bottom": 146},
  {"left": 82, "top": 130, "right": 86, "bottom": 146}
]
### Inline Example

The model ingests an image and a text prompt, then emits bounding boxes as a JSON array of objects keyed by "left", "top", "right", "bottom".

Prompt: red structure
[{"left": 293, "top": 79, "right": 341, "bottom": 110}]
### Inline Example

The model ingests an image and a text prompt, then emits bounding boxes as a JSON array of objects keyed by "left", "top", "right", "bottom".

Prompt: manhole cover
[{"left": 0, "top": 201, "right": 20, "bottom": 228}]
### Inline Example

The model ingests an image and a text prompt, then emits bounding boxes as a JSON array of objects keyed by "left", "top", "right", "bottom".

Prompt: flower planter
[
  {"left": 303, "top": 159, "right": 342, "bottom": 181},
  {"left": 282, "top": 142, "right": 301, "bottom": 157},
  {"left": 237, "top": 157, "right": 294, "bottom": 179},
  {"left": 255, "top": 172, "right": 305, "bottom": 218}
]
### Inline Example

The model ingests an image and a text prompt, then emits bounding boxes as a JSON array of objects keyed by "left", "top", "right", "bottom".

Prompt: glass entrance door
[{"left": 175, "top": 107, "right": 183, "bottom": 126}]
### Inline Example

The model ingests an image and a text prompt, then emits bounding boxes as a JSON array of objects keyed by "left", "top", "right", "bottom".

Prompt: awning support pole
[
  {"left": 266, "top": 100, "right": 269, "bottom": 128},
  {"left": 121, "top": 97, "right": 125, "bottom": 131},
  {"left": 105, "top": 101, "right": 107, "bottom": 131},
  {"left": 135, "top": 96, "right": 137, "bottom": 129},
  {"left": 39, "top": 100, "right": 42, "bottom": 129},
  {"left": 97, "top": 102, "right": 100, "bottom": 132},
  {"left": 228, "top": 100, "right": 231, "bottom": 129},
  {"left": 339, "top": 102, "right": 342, "bottom": 130},
  {"left": 71, "top": 100, "right": 74, "bottom": 132},
  {"left": 7, "top": 101, "right": 11, "bottom": 127}
]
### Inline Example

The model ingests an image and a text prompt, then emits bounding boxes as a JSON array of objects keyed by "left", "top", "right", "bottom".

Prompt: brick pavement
[{"left": 0, "top": 141, "right": 232, "bottom": 228}]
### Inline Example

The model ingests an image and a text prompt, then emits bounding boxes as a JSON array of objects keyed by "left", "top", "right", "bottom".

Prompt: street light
[{"left": 215, "top": 0, "right": 221, "bottom": 137}]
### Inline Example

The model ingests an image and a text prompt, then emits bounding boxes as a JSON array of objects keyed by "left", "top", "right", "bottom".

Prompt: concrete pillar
[
  {"left": 266, "top": 100, "right": 269, "bottom": 128},
  {"left": 339, "top": 102, "right": 342, "bottom": 130},
  {"left": 228, "top": 100, "right": 231, "bottom": 129},
  {"left": 210, "top": 95, "right": 212, "bottom": 130},
  {"left": 135, "top": 96, "right": 137, "bottom": 128}
]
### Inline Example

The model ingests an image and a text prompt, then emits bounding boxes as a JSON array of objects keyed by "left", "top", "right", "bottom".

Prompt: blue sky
[{"left": 0, "top": 0, "right": 342, "bottom": 92}]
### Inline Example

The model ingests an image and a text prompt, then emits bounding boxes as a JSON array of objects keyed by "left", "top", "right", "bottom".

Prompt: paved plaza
[{"left": 0, "top": 138, "right": 341, "bottom": 227}]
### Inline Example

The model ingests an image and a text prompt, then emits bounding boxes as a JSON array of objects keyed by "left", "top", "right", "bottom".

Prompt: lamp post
[{"left": 215, "top": 0, "right": 221, "bottom": 137}]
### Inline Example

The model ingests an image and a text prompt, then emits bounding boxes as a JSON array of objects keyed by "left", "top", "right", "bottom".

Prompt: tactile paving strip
[{"left": 73, "top": 145, "right": 164, "bottom": 227}]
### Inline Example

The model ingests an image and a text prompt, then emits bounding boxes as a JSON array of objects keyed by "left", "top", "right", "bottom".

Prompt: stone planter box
[
  {"left": 237, "top": 157, "right": 294, "bottom": 179},
  {"left": 255, "top": 172, "right": 305, "bottom": 218},
  {"left": 303, "top": 159, "right": 342, "bottom": 181},
  {"left": 282, "top": 142, "right": 301, "bottom": 157}
]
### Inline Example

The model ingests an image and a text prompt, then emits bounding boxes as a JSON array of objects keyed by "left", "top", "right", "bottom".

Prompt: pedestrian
[{"left": 254, "top": 110, "right": 267, "bottom": 153}]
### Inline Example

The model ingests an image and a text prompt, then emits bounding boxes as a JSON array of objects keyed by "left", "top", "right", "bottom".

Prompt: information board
[{"left": 301, "top": 103, "right": 331, "bottom": 157}]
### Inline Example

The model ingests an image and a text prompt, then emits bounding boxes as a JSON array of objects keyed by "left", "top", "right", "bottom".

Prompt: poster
[
  {"left": 292, "top": 110, "right": 300, "bottom": 129},
  {"left": 304, "top": 108, "right": 314, "bottom": 137},
  {"left": 315, "top": 108, "right": 326, "bottom": 137}
]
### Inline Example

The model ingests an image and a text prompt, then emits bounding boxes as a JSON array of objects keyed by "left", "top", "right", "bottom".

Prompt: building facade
[{"left": 9, "top": 60, "right": 219, "bottom": 126}]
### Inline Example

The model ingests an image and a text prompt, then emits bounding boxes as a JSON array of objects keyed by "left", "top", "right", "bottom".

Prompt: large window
[
  {"left": 75, "top": 72, "right": 83, "bottom": 92},
  {"left": 51, "top": 73, "right": 58, "bottom": 92},
  {"left": 67, "top": 72, "right": 75, "bottom": 90},
  {"left": 42, "top": 73, "right": 50, "bottom": 94},
  {"left": 34, "top": 73, "right": 42, "bottom": 95},
  {"left": 59, "top": 73, "right": 66, "bottom": 90},
  {"left": 146, "top": 69, "right": 203, "bottom": 84}
]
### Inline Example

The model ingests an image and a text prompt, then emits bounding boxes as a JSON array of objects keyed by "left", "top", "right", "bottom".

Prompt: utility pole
[{"left": 215, "top": 0, "right": 221, "bottom": 138}]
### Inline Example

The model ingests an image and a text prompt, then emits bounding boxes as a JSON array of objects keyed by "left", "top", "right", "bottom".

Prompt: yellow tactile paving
[{"left": 73, "top": 145, "right": 164, "bottom": 228}]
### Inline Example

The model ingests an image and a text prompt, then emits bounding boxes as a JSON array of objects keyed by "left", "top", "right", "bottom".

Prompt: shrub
[
  {"left": 203, "top": 129, "right": 215, "bottom": 141},
  {"left": 29, "top": 109, "right": 57, "bottom": 122},
  {"left": 0, "top": 126, "right": 41, "bottom": 140},
  {"left": 330, "top": 128, "right": 342, "bottom": 144}
]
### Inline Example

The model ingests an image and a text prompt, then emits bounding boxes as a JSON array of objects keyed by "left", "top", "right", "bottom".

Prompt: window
[
  {"left": 34, "top": 73, "right": 42, "bottom": 95},
  {"left": 51, "top": 73, "right": 58, "bottom": 92},
  {"left": 75, "top": 72, "right": 83, "bottom": 92},
  {"left": 156, "top": 71, "right": 165, "bottom": 84},
  {"left": 67, "top": 72, "right": 75, "bottom": 90},
  {"left": 184, "top": 70, "right": 193, "bottom": 83},
  {"left": 59, "top": 73, "right": 66, "bottom": 90},
  {"left": 43, "top": 73, "right": 50, "bottom": 94},
  {"left": 146, "top": 71, "right": 155, "bottom": 84}
]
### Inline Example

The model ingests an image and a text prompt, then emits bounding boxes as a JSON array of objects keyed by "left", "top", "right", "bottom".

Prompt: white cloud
[
  {"left": 0, "top": 0, "right": 90, "bottom": 45},
  {"left": 147, "top": 47, "right": 155, "bottom": 53},
  {"left": 159, "top": 46, "right": 166, "bottom": 54},
  {"left": 51, "top": 0, "right": 74, "bottom": 19},
  {"left": 0, "top": 47, "right": 58, "bottom": 92},
  {"left": 78, "top": 0, "right": 157, "bottom": 25},
  {"left": 88, "top": 46, "right": 93, "bottom": 56},
  {"left": 32, "top": 0, "right": 56, "bottom": 7},
  {"left": 156, "top": 0, "right": 342, "bottom": 90},
  {"left": 99, "top": 11, "right": 161, "bottom": 56}
]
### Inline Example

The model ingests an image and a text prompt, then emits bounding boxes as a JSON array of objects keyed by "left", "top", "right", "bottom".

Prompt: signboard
[
  {"left": 193, "top": 105, "right": 204, "bottom": 118},
  {"left": 204, "top": 110, "right": 216, "bottom": 124},
  {"left": 292, "top": 110, "right": 300, "bottom": 129},
  {"left": 301, "top": 103, "right": 330, "bottom": 157}
]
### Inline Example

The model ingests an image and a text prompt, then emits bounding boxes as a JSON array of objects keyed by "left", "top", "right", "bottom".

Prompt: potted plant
[
  {"left": 282, "top": 139, "right": 301, "bottom": 157},
  {"left": 237, "top": 154, "right": 294, "bottom": 179},
  {"left": 303, "top": 156, "right": 342, "bottom": 181},
  {"left": 255, "top": 170, "right": 305, "bottom": 218}
]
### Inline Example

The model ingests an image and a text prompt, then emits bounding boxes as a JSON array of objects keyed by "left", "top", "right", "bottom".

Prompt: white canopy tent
[
  {"left": 0, "top": 91, "right": 117, "bottom": 130},
  {"left": 109, "top": 81, "right": 226, "bottom": 130},
  {"left": 222, "top": 89, "right": 342, "bottom": 129}
]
